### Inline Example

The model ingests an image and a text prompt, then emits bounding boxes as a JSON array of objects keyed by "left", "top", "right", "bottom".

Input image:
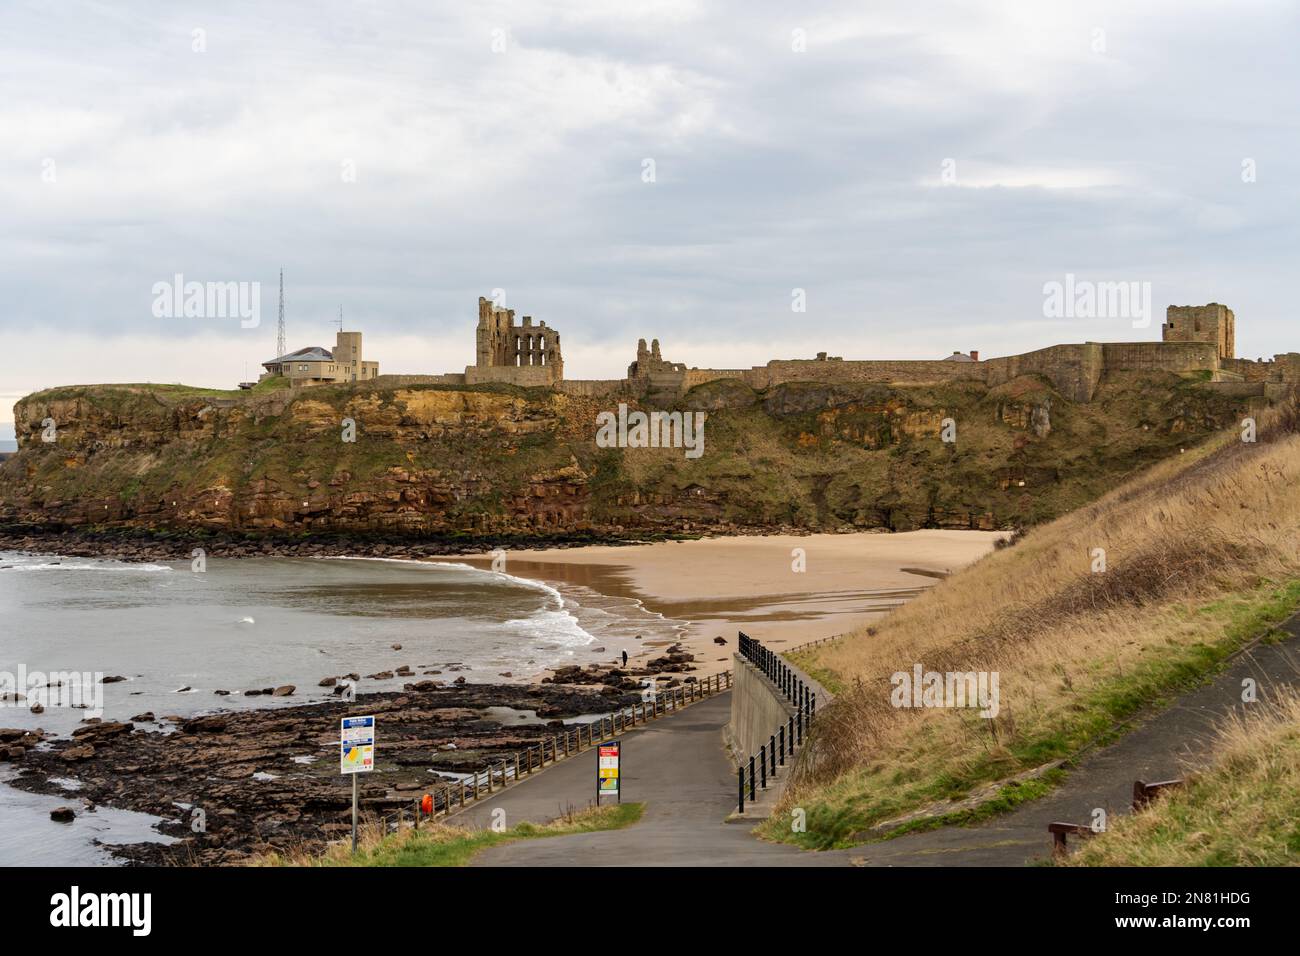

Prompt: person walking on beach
[{"left": 621, "top": 649, "right": 628, "bottom": 667}]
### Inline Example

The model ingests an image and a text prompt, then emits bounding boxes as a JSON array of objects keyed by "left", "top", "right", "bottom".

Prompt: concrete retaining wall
[
  {"left": 727, "top": 657, "right": 796, "bottom": 763},
  {"left": 727, "top": 648, "right": 835, "bottom": 764}
]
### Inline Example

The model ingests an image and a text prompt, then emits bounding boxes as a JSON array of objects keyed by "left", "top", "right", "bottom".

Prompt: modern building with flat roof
[{"left": 260, "top": 330, "right": 378, "bottom": 387}]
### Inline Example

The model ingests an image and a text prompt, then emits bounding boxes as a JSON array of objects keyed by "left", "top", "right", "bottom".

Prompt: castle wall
[
  {"left": 465, "top": 365, "right": 556, "bottom": 387},
  {"left": 1101, "top": 341, "right": 1219, "bottom": 375},
  {"left": 557, "top": 379, "right": 626, "bottom": 398},
  {"left": 984, "top": 343, "right": 1104, "bottom": 402},
  {"left": 681, "top": 369, "right": 747, "bottom": 390},
  {"left": 1222, "top": 358, "right": 1275, "bottom": 383},
  {"left": 371, "top": 373, "right": 467, "bottom": 387},
  {"left": 1222, "top": 354, "right": 1300, "bottom": 385},
  {"left": 446, "top": 296, "right": 1257, "bottom": 406},
  {"left": 745, "top": 358, "right": 984, "bottom": 390}
]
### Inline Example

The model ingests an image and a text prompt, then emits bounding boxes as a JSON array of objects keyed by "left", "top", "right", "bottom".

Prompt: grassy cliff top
[{"left": 771, "top": 397, "right": 1300, "bottom": 849}]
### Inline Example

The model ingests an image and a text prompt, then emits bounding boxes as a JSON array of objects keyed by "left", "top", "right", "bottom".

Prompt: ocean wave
[
  {"left": 501, "top": 609, "right": 596, "bottom": 648},
  {"left": 319, "top": 554, "right": 568, "bottom": 608},
  {"left": 0, "top": 557, "right": 172, "bottom": 573}
]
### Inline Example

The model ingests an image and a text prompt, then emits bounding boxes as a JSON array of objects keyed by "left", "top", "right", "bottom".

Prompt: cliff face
[{"left": 0, "top": 373, "right": 1257, "bottom": 540}]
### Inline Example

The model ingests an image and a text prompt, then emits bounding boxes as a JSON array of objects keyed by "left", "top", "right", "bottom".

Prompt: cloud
[{"left": 0, "top": 0, "right": 1296, "bottom": 413}]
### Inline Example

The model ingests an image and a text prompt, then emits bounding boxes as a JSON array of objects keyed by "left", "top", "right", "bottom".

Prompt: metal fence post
[
  {"left": 748, "top": 756, "right": 756, "bottom": 801},
  {"left": 738, "top": 767, "right": 745, "bottom": 814}
]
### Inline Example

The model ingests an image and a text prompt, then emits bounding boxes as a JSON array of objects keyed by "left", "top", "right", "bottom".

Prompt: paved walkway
[
  {"left": 850, "top": 615, "right": 1300, "bottom": 865},
  {"left": 457, "top": 693, "right": 851, "bottom": 867},
  {"left": 450, "top": 616, "right": 1300, "bottom": 866}
]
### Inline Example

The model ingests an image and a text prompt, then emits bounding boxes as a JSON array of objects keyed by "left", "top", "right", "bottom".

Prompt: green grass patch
[{"left": 261, "top": 802, "right": 645, "bottom": 867}]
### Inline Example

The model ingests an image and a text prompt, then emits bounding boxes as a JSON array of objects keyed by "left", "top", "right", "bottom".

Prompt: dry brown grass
[
  {"left": 1061, "top": 689, "right": 1300, "bottom": 866},
  {"left": 772, "top": 397, "right": 1300, "bottom": 846}
]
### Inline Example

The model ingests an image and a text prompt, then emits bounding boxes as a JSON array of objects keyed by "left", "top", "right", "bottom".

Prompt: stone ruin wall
[
  {"left": 681, "top": 368, "right": 747, "bottom": 391},
  {"left": 982, "top": 344, "right": 1103, "bottom": 403},
  {"left": 1102, "top": 341, "right": 1220, "bottom": 375},
  {"left": 371, "top": 373, "right": 467, "bottom": 387},
  {"left": 557, "top": 379, "right": 626, "bottom": 398},
  {"left": 433, "top": 296, "right": 1287, "bottom": 405},
  {"left": 748, "top": 359, "right": 984, "bottom": 390},
  {"left": 465, "top": 365, "right": 556, "bottom": 387},
  {"left": 1222, "top": 354, "right": 1300, "bottom": 385}
]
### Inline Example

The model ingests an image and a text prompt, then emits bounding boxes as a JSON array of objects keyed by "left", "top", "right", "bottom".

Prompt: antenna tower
[{"left": 276, "top": 269, "right": 286, "bottom": 358}]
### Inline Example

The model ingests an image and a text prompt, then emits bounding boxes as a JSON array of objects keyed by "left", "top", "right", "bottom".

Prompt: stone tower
[
  {"left": 1163, "top": 303, "right": 1235, "bottom": 359},
  {"left": 472, "top": 296, "right": 563, "bottom": 382}
]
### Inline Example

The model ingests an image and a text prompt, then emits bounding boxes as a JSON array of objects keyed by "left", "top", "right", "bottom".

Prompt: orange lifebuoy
[{"left": 420, "top": 793, "right": 433, "bottom": 816}]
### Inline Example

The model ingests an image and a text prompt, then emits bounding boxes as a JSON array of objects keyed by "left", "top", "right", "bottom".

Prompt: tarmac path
[{"left": 451, "top": 616, "right": 1300, "bottom": 866}]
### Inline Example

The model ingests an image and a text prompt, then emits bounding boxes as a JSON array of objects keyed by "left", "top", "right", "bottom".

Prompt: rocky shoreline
[
  {"left": 1, "top": 650, "right": 702, "bottom": 865},
  {"left": 0, "top": 526, "right": 699, "bottom": 564}
]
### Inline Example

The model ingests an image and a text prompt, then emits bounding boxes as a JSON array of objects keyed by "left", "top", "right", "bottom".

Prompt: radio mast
[{"left": 276, "top": 269, "right": 286, "bottom": 358}]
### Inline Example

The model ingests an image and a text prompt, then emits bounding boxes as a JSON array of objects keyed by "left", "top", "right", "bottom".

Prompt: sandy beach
[{"left": 445, "top": 530, "right": 1006, "bottom": 681}]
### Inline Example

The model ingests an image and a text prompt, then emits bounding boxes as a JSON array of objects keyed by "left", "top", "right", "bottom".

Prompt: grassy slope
[
  {"left": 254, "top": 802, "right": 644, "bottom": 867},
  {"left": 1060, "top": 695, "right": 1300, "bottom": 866},
  {"left": 2, "top": 370, "right": 1255, "bottom": 535},
  {"left": 763, "top": 398, "right": 1300, "bottom": 850}
]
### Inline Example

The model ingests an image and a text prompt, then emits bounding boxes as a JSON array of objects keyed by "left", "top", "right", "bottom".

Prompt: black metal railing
[
  {"left": 735, "top": 631, "right": 816, "bottom": 814},
  {"left": 405, "top": 670, "right": 734, "bottom": 823},
  {"left": 738, "top": 630, "right": 817, "bottom": 718}
]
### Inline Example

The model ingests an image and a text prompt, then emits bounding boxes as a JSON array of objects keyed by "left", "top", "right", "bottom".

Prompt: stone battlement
[{"left": 440, "top": 297, "right": 1294, "bottom": 403}]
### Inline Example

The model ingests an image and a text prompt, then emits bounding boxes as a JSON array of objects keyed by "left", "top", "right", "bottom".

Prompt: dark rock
[{"left": 181, "top": 715, "right": 228, "bottom": 734}]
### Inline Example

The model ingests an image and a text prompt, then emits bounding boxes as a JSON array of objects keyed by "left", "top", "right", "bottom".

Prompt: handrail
[
  {"left": 408, "top": 668, "right": 735, "bottom": 821},
  {"left": 734, "top": 632, "right": 818, "bottom": 815}
]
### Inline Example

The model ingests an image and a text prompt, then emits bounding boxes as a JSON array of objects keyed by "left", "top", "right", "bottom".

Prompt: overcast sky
[{"left": 3, "top": 0, "right": 1298, "bottom": 439}]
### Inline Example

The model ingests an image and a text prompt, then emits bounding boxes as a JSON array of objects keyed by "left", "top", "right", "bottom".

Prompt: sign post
[
  {"left": 340, "top": 715, "right": 375, "bottom": 853},
  {"left": 597, "top": 740, "right": 620, "bottom": 804}
]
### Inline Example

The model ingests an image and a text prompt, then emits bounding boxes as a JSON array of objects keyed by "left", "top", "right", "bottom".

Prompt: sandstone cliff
[{"left": 0, "top": 372, "right": 1258, "bottom": 541}]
